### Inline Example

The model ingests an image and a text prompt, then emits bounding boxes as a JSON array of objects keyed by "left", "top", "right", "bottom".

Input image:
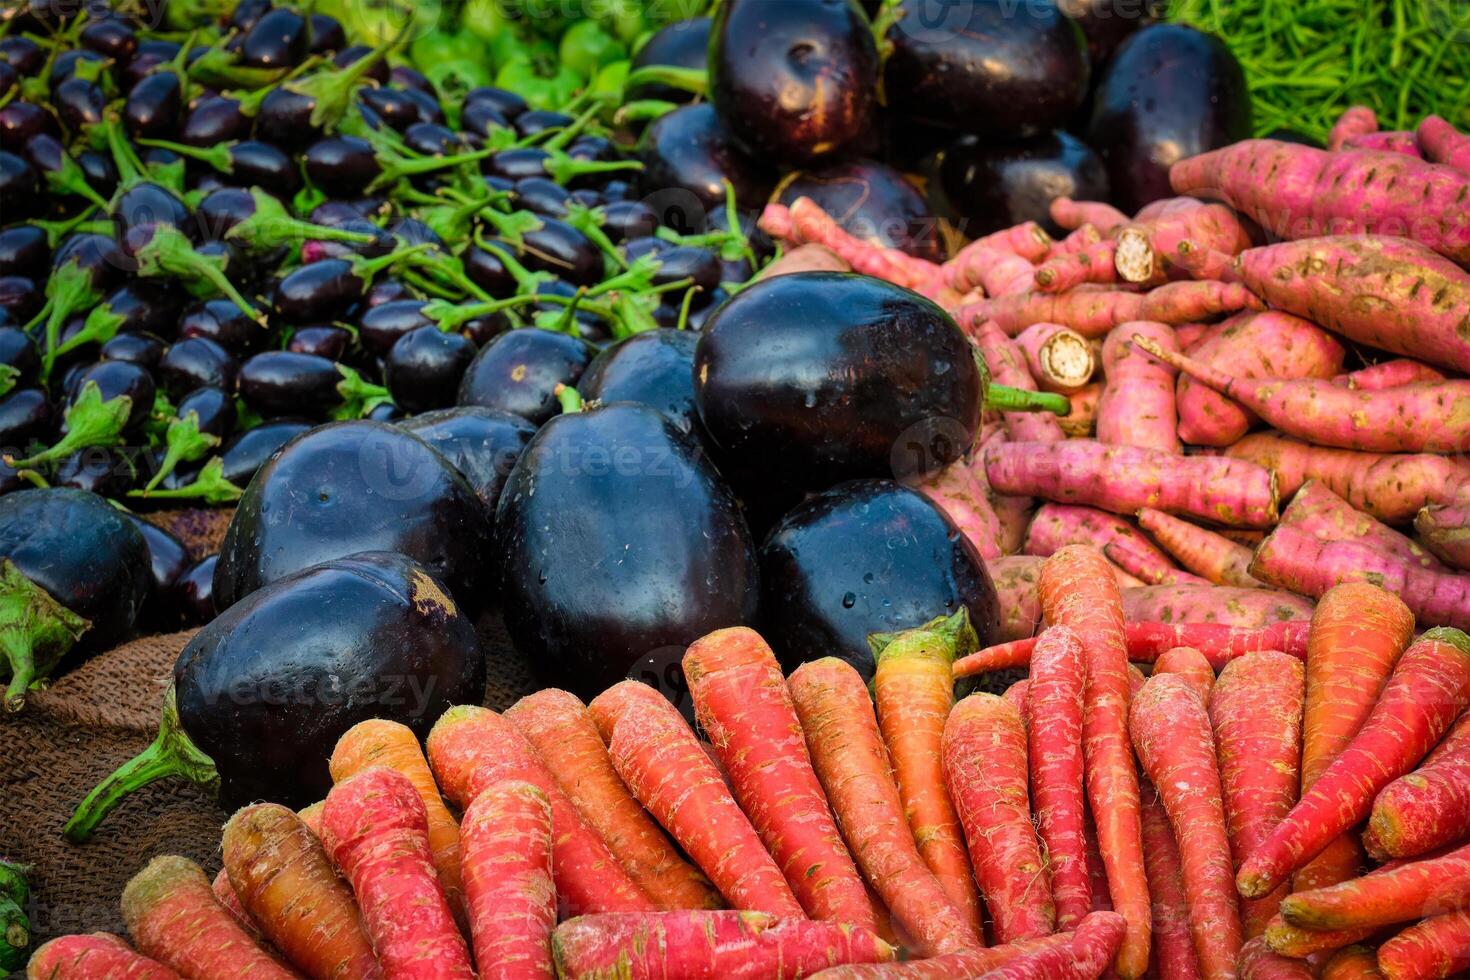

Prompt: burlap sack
[{"left": 1, "top": 613, "right": 538, "bottom": 947}]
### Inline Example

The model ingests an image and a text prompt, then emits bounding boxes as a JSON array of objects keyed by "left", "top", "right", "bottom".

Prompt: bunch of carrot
[{"left": 762, "top": 109, "right": 1470, "bottom": 639}]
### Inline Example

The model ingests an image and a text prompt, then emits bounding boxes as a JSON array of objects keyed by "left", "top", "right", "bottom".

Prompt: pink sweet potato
[
  {"left": 760, "top": 200, "right": 938, "bottom": 292},
  {"left": 1052, "top": 223, "right": 1105, "bottom": 257},
  {"left": 962, "top": 221, "right": 1055, "bottom": 262},
  {"left": 1281, "top": 481, "right": 1446, "bottom": 572},
  {"left": 1097, "top": 321, "right": 1181, "bottom": 452},
  {"left": 1015, "top": 322, "right": 1096, "bottom": 394},
  {"left": 917, "top": 460, "right": 1005, "bottom": 561},
  {"left": 972, "top": 319, "right": 1066, "bottom": 443},
  {"left": 1137, "top": 508, "right": 1261, "bottom": 588},
  {"left": 1174, "top": 312, "right": 1345, "bottom": 447},
  {"left": 1342, "top": 131, "right": 1421, "bottom": 157},
  {"left": 1416, "top": 114, "right": 1470, "bottom": 173},
  {"left": 1059, "top": 381, "right": 1102, "bottom": 437},
  {"left": 1416, "top": 498, "right": 1470, "bottom": 572},
  {"left": 1333, "top": 359, "right": 1446, "bottom": 390},
  {"left": 1250, "top": 525, "right": 1470, "bottom": 629},
  {"left": 947, "top": 244, "right": 1037, "bottom": 297},
  {"left": 983, "top": 439, "right": 1279, "bottom": 527},
  {"left": 1122, "top": 585, "right": 1313, "bottom": 627},
  {"left": 1050, "top": 197, "right": 1128, "bottom": 234},
  {"left": 1169, "top": 141, "right": 1470, "bottom": 263},
  {"left": 1133, "top": 334, "right": 1470, "bottom": 455},
  {"left": 960, "top": 281, "right": 1263, "bottom": 339},
  {"left": 756, "top": 243, "right": 851, "bottom": 279},
  {"left": 1024, "top": 503, "right": 1195, "bottom": 586},
  {"left": 1113, "top": 200, "right": 1254, "bottom": 284},
  {"left": 1225, "top": 433, "right": 1470, "bottom": 524},
  {"left": 1033, "top": 240, "right": 1120, "bottom": 292},
  {"left": 1232, "top": 236, "right": 1470, "bottom": 374},
  {"left": 1327, "top": 106, "right": 1378, "bottom": 151}
]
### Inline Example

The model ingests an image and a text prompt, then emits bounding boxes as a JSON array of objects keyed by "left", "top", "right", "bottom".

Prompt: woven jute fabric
[
  {"left": 1, "top": 615, "right": 538, "bottom": 946},
  {"left": 140, "top": 506, "right": 234, "bottom": 559}
]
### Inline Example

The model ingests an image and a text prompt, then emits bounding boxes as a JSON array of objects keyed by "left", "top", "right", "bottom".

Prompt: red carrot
[
  {"left": 685, "top": 627, "right": 874, "bottom": 929},
  {"left": 1376, "top": 909, "right": 1470, "bottom": 980},
  {"left": 1026, "top": 625, "right": 1090, "bottom": 930},
  {"left": 26, "top": 934, "right": 181, "bottom": 980},
  {"left": 1140, "top": 772, "right": 1202, "bottom": 980},
  {"left": 1321, "top": 946, "right": 1386, "bottom": 980},
  {"left": 1084, "top": 810, "right": 1112, "bottom": 914},
  {"left": 590, "top": 680, "right": 803, "bottom": 918},
  {"left": 222, "top": 803, "right": 380, "bottom": 980},
  {"left": 1153, "top": 647, "right": 1216, "bottom": 701},
  {"left": 426, "top": 705, "right": 655, "bottom": 916},
  {"left": 1365, "top": 736, "right": 1470, "bottom": 860},
  {"left": 1132, "top": 673, "right": 1244, "bottom": 980},
  {"left": 976, "top": 911, "right": 1128, "bottom": 980},
  {"left": 550, "top": 910, "right": 894, "bottom": 979},
  {"left": 788, "top": 657, "right": 982, "bottom": 956},
  {"left": 121, "top": 856, "right": 295, "bottom": 980},
  {"left": 460, "top": 780, "right": 556, "bottom": 979},
  {"left": 329, "top": 719, "right": 464, "bottom": 920},
  {"left": 801, "top": 929, "right": 1097, "bottom": 979},
  {"left": 1209, "top": 652, "right": 1306, "bottom": 939},
  {"left": 1282, "top": 840, "right": 1470, "bottom": 933},
  {"left": 503, "top": 689, "right": 718, "bottom": 911},
  {"left": 942, "top": 693, "right": 1054, "bottom": 943},
  {"left": 1137, "top": 508, "right": 1261, "bottom": 588},
  {"left": 869, "top": 614, "right": 984, "bottom": 935},
  {"left": 1239, "top": 628, "right": 1470, "bottom": 899},
  {"left": 1263, "top": 913, "right": 1373, "bottom": 959},
  {"left": 321, "top": 767, "right": 474, "bottom": 978},
  {"left": 211, "top": 868, "right": 262, "bottom": 942},
  {"left": 1241, "top": 935, "right": 1316, "bottom": 979},
  {"left": 1039, "top": 546, "right": 1151, "bottom": 977}
]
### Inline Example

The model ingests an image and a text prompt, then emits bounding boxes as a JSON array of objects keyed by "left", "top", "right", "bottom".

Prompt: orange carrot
[
  {"left": 1376, "top": 909, "right": 1470, "bottom": 980},
  {"left": 320, "top": 767, "right": 473, "bottom": 978},
  {"left": 297, "top": 802, "right": 323, "bottom": 837},
  {"left": 222, "top": 803, "right": 379, "bottom": 980},
  {"left": 120, "top": 856, "right": 295, "bottom": 980},
  {"left": 1241, "top": 935, "right": 1316, "bottom": 978},
  {"left": 1282, "top": 841, "right": 1470, "bottom": 932},
  {"left": 1039, "top": 545, "right": 1151, "bottom": 977},
  {"left": 329, "top": 719, "right": 464, "bottom": 920},
  {"left": 1293, "top": 584, "right": 1415, "bottom": 894},
  {"left": 460, "top": 780, "right": 556, "bottom": 978},
  {"left": 1141, "top": 780, "right": 1203, "bottom": 980},
  {"left": 1137, "top": 508, "right": 1262, "bottom": 588},
  {"left": 426, "top": 705, "right": 656, "bottom": 916},
  {"left": 1321, "top": 946, "right": 1385, "bottom": 980},
  {"left": 551, "top": 910, "right": 894, "bottom": 979},
  {"left": 504, "top": 689, "right": 719, "bottom": 911},
  {"left": 1240, "top": 628, "right": 1470, "bottom": 899},
  {"left": 1084, "top": 809, "right": 1113, "bottom": 914},
  {"left": 211, "top": 867, "right": 262, "bottom": 942},
  {"left": 1153, "top": 647, "right": 1216, "bottom": 700},
  {"left": 977, "top": 911, "right": 1128, "bottom": 980},
  {"left": 943, "top": 693, "right": 1055, "bottom": 944},
  {"left": 684, "top": 627, "right": 874, "bottom": 929},
  {"left": 1209, "top": 652, "right": 1306, "bottom": 939},
  {"left": 1263, "top": 914, "right": 1373, "bottom": 959},
  {"left": 1366, "top": 735, "right": 1470, "bottom": 860},
  {"left": 590, "top": 680, "right": 803, "bottom": 918},
  {"left": 1002, "top": 678, "right": 1030, "bottom": 729},
  {"left": 1026, "top": 624, "right": 1090, "bottom": 931},
  {"left": 26, "top": 934, "right": 181, "bottom": 979},
  {"left": 788, "top": 657, "right": 982, "bottom": 956}
]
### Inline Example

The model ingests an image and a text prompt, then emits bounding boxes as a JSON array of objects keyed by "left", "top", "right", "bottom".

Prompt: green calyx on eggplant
[
  {"left": 0, "top": 859, "right": 29, "bottom": 971},
  {"left": 64, "top": 551, "right": 484, "bottom": 840},
  {"left": 709, "top": 0, "right": 878, "bottom": 167},
  {"left": 759, "top": 479, "right": 1000, "bottom": 679},
  {"left": 1086, "top": 23, "right": 1251, "bottom": 213},
  {"left": 694, "top": 272, "right": 1065, "bottom": 505},
  {"left": 495, "top": 400, "right": 759, "bottom": 700},
  {"left": 0, "top": 488, "right": 149, "bottom": 710},
  {"left": 882, "top": 0, "right": 1090, "bottom": 137},
  {"left": 929, "top": 130, "right": 1109, "bottom": 238},
  {"left": 213, "top": 421, "right": 495, "bottom": 617}
]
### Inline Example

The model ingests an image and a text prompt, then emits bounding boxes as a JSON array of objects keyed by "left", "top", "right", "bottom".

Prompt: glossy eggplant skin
[
  {"left": 120, "top": 511, "right": 191, "bottom": 628},
  {"left": 1057, "top": 0, "right": 1154, "bottom": 68},
  {"left": 496, "top": 403, "right": 758, "bottom": 699},
  {"left": 759, "top": 480, "right": 999, "bottom": 679},
  {"left": 629, "top": 17, "right": 711, "bottom": 102},
  {"left": 710, "top": 0, "right": 877, "bottom": 166},
  {"left": 931, "top": 130, "right": 1109, "bottom": 238},
  {"left": 179, "top": 551, "right": 484, "bottom": 809},
  {"left": 1087, "top": 23, "right": 1251, "bottom": 213},
  {"left": 637, "top": 104, "right": 775, "bottom": 226},
  {"left": 457, "top": 328, "right": 596, "bottom": 426},
  {"left": 214, "top": 421, "right": 495, "bottom": 617},
  {"left": 218, "top": 418, "right": 313, "bottom": 487},
  {"left": 0, "top": 488, "right": 150, "bottom": 654},
  {"left": 400, "top": 406, "right": 536, "bottom": 516},
  {"left": 579, "top": 329, "right": 703, "bottom": 437},
  {"left": 884, "top": 0, "right": 1089, "bottom": 136},
  {"left": 776, "top": 159, "right": 941, "bottom": 261},
  {"left": 695, "top": 273, "right": 982, "bottom": 498},
  {"left": 173, "top": 554, "right": 217, "bottom": 624}
]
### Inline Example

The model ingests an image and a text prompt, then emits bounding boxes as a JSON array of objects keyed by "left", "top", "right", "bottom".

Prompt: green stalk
[
  {"left": 0, "top": 561, "right": 89, "bottom": 713},
  {"left": 143, "top": 412, "right": 220, "bottom": 493},
  {"left": 136, "top": 137, "right": 236, "bottom": 174},
  {"left": 8, "top": 383, "right": 132, "bottom": 469},
  {"left": 63, "top": 685, "right": 219, "bottom": 841},
  {"left": 131, "top": 226, "right": 264, "bottom": 323},
  {"left": 554, "top": 383, "right": 585, "bottom": 414},
  {"left": 620, "top": 64, "right": 707, "bottom": 96},
  {"left": 986, "top": 385, "right": 1071, "bottom": 415},
  {"left": 127, "top": 456, "right": 242, "bottom": 504}
]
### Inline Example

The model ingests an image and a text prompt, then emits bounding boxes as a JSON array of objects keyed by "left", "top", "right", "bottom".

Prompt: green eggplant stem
[
  {"left": 6, "top": 384, "right": 132, "bottom": 469},
  {"left": 0, "top": 560, "right": 89, "bottom": 713},
  {"left": 621, "top": 64, "right": 707, "bottom": 96},
  {"left": 987, "top": 384, "right": 1071, "bottom": 416},
  {"left": 63, "top": 686, "right": 219, "bottom": 841},
  {"left": 614, "top": 99, "right": 679, "bottom": 125},
  {"left": 555, "top": 384, "right": 585, "bottom": 414}
]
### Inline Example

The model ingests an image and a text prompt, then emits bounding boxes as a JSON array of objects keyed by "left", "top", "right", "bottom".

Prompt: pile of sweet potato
[{"left": 760, "top": 109, "right": 1470, "bottom": 636}]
